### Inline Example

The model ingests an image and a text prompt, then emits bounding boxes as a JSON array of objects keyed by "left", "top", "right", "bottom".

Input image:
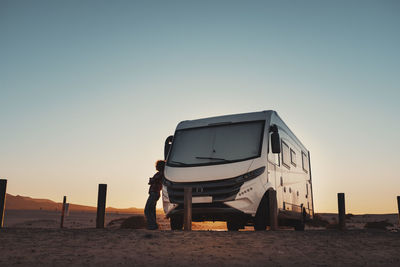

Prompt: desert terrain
[
  {"left": 1, "top": 194, "right": 399, "bottom": 266},
  {"left": 1, "top": 226, "right": 400, "bottom": 266}
]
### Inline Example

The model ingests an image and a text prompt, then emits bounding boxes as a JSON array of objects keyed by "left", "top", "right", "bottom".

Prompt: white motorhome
[{"left": 162, "top": 110, "right": 314, "bottom": 231}]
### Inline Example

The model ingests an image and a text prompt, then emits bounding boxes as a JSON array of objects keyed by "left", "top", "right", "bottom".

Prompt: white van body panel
[
  {"left": 163, "top": 110, "right": 314, "bottom": 224},
  {"left": 165, "top": 160, "right": 254, "bottom": 183},
  {"left": 176, "top": 111, "right": 269, "bottom": 131}
]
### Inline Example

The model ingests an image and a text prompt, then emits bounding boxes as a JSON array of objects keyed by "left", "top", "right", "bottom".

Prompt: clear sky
[{"left": 1, "top": 0, "right": 399, "bottom": 214}]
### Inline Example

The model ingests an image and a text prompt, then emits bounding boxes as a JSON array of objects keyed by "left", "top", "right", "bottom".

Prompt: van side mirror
[
  {"left": 164, "top": 135, "right": 174, "bottom": 160},
  {"left": 270, "top": 125, "right": 281, "bottom": 154}
]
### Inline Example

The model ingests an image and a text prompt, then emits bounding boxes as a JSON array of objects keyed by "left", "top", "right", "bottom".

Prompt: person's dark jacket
[{"left": 148, "top": 171, "right": 164, "bottom": 193}]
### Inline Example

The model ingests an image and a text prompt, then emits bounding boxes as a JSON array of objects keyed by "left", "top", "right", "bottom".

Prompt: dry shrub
[
  {"left": 120, "top": 215, "right": 147, "bottom": 229},
  {"left": 107, "top": 215, "right": 147, "bottom": 229},
  {"left": 107, "top": 218, "right": 126, "bottom": 229},
  {"left": 364, "top": 220, "right": 393, "bottom": 230}
]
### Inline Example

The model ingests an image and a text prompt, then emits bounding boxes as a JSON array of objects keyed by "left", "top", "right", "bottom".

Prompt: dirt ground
[
  {"left": 1, "top": 210, "right": 399, "bottom": 266},
  {"left": 0, "top": 228, "right": 399, "bottom": 266},
  {"left": 3, "top": 209, "right": 228, "bottom": 231}
]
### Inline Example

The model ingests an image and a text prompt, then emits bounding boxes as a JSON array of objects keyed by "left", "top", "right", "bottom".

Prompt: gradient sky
[{"left": 1, "top": 0, "right": 399, "bottom": 214}]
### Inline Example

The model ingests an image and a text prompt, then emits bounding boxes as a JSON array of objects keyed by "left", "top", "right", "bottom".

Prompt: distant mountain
[{"left": 4, "top": 193, "right": 143, "bottom": 213}]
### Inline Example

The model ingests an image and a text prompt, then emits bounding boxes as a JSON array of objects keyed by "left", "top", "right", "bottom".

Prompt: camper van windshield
[{"left": 167, "top": 121, "right": 265, "bottom": 167}]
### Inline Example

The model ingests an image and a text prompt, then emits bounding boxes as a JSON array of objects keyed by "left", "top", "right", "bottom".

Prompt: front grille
[
  {"left": 174, "top": 202, "right": 230, "bottom": 210},
  {"left": 165, "top": 167, "right": 265, "bottom": 204},
  {"left": 166, "top": 178, "right": 242, "bottom": 203}
]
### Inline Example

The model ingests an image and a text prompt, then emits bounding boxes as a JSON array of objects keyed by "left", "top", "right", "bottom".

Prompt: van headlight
[{"left": 236, "top": 166, "right": 265, "bottom": 183}]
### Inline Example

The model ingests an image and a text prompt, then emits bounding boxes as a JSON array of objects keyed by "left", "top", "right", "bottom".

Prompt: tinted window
[
  {"left": 290, "top": 149, "right": 296, "bottom": 167},
  {"left": 168, "top": 121, "right": 265, "bottom": 167},
  {"left": 282, "top": 141, "right": 290, "bottom": 169},
  {"left": 302, "top": 152, "right": 309, "bottom": 173}
]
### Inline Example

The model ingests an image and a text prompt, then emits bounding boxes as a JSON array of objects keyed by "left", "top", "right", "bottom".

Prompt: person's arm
[
  {"left": 148, "top": 173, "right": 162, "bottom": 185},
  {"left": 152, "top": 173, "right": 163, "bottom": 184},
  {"left": 148, "top": 174, "right": 156, "bottom": 185}
]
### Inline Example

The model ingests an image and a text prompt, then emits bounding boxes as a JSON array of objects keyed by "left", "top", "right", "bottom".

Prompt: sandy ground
[
  {"left": 3, "top": 209, "right": 228, "bottom": 230},
  {"left": 4, "top": 210, "right": 142, "bottom": 229},
  {"left": 0, "top": 228, "right": 399, "bottom": 266},
  {"left": 1, "top": 210, "right": 400, "bottom": 266}
]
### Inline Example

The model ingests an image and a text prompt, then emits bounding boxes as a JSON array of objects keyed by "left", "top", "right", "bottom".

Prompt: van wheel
[
  {"left": 227, "top": 220, "right": 242, "bottom": 231},
  {"left": 170, "top": 215, "right": 183, "bottom": 230},
  {"left": 254, "top": 194, "right": 270, "bottom": 231}
]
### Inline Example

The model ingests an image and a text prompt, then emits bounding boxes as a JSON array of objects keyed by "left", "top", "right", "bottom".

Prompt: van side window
[
  {"left": 302, "top": 152, "right": 309, "bottom": 173},
  {"left": 281, "top": 141, "right": 290, "bottom": 169},
  {"left": 290, "top": 149, "right": 296, "bottom": 167}
]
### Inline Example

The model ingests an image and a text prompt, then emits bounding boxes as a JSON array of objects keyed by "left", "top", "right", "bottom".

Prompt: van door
[
  {"left": 306, "top": 182, "right": 311, "bottom": 215},
  {"left": 280, "top": 140, "right": 292, "bottom": 213},
  {"left": 267, "top": 159, "right": 277, "bottom": 187},
  {"left": 267, "top": 137, "right": 283, "bottom": 210}
]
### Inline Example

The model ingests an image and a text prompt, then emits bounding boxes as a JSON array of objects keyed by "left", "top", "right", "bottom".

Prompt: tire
[
  {"left": 170, "top": 215, "right": 183, "bottom": 230},
  {"left": 227, "top": 220, "right": 242, "bottom": 231},
  {"left": 254, "top": 194, "right": 270, "bottom": 231}
]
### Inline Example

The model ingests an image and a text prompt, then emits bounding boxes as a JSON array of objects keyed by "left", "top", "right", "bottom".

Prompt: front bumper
[
  {"left": 163, "top": 167, "right": 265, "bottom": 204},
  {"left": 162, "top": 167, "right": 267, "bottom": 219},
  {"left": 167, "top": 202, "right": 252, "bottom": 222}
]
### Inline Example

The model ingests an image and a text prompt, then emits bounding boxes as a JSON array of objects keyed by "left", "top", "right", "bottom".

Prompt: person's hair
[{"left": 155, "top": 160, "right": 165, "bottom": 172}]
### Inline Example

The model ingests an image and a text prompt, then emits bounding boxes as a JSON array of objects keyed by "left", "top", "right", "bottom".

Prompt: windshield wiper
[
  {"left": 196, "top": 156, "right": 230, "bottom": 161},
  {"left": 169, "top": 160, "right": 190, "bottom": 166}
]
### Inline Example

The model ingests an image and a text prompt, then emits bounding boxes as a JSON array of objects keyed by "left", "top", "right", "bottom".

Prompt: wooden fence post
[
  {"left": 269, "top": 189, "right": 278, "bottom": 230},
  {"left": 338, "top": 193, "right": 346, "bottom": 230},
  {"left": 183, "top": 187, "right": 192, "bottom": 231},
  {"left": 397, "top": 196, "right": 400, "bottom": 226},
  {"left": 60, "top": 196, "right": 67, "bottom": 228},
  {"left": 96, "top": 184, "right": 107, "bottom": 228},
  {"left": 0, "top": 179, "right": 7, "bottom": 228}
]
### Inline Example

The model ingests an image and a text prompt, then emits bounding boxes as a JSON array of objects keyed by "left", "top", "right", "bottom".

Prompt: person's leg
[
  {"left": 146, "top": 192, "right": 158, "bottom": 229},
  {"left": 149, "top": 192, "right": 161, "bottom": 229},
  {"left": 144, "top": 193, "right": 152, "bottom": 225}
]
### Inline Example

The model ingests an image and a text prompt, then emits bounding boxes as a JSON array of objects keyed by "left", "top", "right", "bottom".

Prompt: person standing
[{"left": 144, "top": 160, "right": 165, "bottom": 230}]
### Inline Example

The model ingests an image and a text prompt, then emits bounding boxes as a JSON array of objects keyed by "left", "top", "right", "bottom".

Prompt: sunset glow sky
[{"left": 1, "top": 0, "right": 399, "bottom": 213}]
